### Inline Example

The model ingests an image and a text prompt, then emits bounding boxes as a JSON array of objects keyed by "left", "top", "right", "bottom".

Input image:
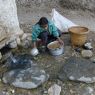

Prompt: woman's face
[{"left": 40, "top": 24, "right": 48, "bottom": 30}]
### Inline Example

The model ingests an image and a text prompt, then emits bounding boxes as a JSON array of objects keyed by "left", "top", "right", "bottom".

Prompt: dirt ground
[
  {"left": 17, "top": 5, "right": 95, "bottom": 33},
  {"left": 0, "top": 32, "right": 95, "bottom": 95},
  {"left": 0, "top": 4, "right": 95, "bottom": 95}
]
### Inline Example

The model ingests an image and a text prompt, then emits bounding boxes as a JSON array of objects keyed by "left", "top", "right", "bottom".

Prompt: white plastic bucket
[{"left": 30, "top": 48, "right": 39, "bottom": 56}]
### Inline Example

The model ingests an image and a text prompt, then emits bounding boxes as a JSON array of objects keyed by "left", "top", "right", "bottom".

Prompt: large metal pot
[{"left": 47, "top": 41, "right": 64, "bottom": 56}]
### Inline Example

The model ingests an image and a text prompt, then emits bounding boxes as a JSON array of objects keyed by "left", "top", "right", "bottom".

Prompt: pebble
[
  {"left": 81, "top": 50, "right": 93, "bottom": 58},
  {"left": 90, "top": 57, "right": 95, "bottom": 63},
  {"left": 0, "top": 52, "right": 2, "bottom": 60}
]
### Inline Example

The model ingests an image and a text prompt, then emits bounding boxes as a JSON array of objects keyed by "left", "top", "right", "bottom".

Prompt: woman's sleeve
[
  {"left": 32, "top": 26, "right": 39, "bottom": 42},
  {"left": 52, "top": 23, "right": 59, "bottom": 37}
]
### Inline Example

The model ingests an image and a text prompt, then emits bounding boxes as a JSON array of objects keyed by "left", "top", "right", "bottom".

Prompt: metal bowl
[{"left": 47, "top": 41, "right": 64, "bottom": 56}]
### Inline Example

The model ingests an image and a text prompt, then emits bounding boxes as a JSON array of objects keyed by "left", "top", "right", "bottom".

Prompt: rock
[
  {"left": 16, "top": 37, "right": 21, "bottom": 45},
  {"left": 8, "top": 35, "right": 17, "bottom": 42},
  {"left": 0, "top": 78, "right": 2, "bottom": 82},
  {"left": 20, "top": 33, "right": 32, "bottom": 48},
  {"left": 21, "top": 33, "right": 31, "bottom": 41},
  {"left": 3, "top": 67, "right": 49, "bottom": 89},
  {"left": 2, "top": 91, "right": 9, "bottom": 95},
  {"left": 0, "top": 25, "right": 7, "bottom": 42},
  {"left": 48, "top": 84, "right": 61, "bottom": 95},
  {"left": 21, "top": 39, "right": 31, "bottom": 48},
  {"left": 43, "top": 90, "right": 48, "bottom": 94},
  {"left": 35, "top": 0, "right": 42, "bottom": 5},
  {"left": 10, "top": 89, "right": 15, "bottom": 94},
  {"left": 15, "top": 30, "right": 24, "bottom": 37},
  {"left": 6, "top": 54, "right": 34, "bottom": 69},
  {"left": 2, "top": 52, "right": 13, "bottom": 61},
  {"left": 20, "top": 33, "right": 32, "bottom": 47},
  {"left": 0, "top": 52, "right": 2, "bottom": 60},
  {"left": 58, "top": 56, "right": 95, "bottom": 83},
  {"left": 79, "top": 87, "right": 94, "bottom": 95},
  {"left": 86, "top": 87, "right": 93, "bottom": 94},
  {"left": 0, "top": 0, "right": 23, "bottom": 37},
  {"left": 26, "top": 35, "right": 32, "bottom": 41},
  {"left": 81, "top": 50, "right": 93, "bottom": 58},
  {"left": 21, "top": 33, "right": 27, "bottom": 41},
  {"left": 3, "top": 54, "right": 49, "bottom": 89},
  {"left": 8, "top": 40, "right": 17, "bottom": 49},
  {"left": 70, "top": 89, "right": 75, "bottom": 94},
  {"left": 83, "top": 42, "right": 93, "bottom": 50},
  {"left": 90, "top": 57, "right": 95, "bottom": 63},
  {"left": 0, "top": 39, "right": 6, "bottom": 49},
  {"left": 74, "top": 47, "right": 81, "bottom": 53}
]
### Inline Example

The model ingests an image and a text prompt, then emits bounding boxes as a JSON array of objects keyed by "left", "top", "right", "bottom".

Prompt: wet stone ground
[{"left": 0, "top": 32, "right": 95, "bottom": 95}]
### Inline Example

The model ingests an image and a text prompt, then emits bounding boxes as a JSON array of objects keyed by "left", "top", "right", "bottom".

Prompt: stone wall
[{"left": 16, "top": 0, "right": 95, "bottom": 11}]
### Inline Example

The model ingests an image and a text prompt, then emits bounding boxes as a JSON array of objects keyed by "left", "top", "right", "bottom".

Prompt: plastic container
[
  {"left": 69, "top": 26, "right": 89, "bottom": 46},
  {"left": 47, "top": 41, "right": 64, "bottom": 56},
  {"left": 31, "top": 48, "right": 39, "bottom": 56}
]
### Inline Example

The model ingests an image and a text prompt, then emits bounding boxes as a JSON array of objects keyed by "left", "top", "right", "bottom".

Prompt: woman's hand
[
  {"left": 57, "top": 37, "right": 64, "bottom": 45},
  {"left": 32, "top": 42, "right": 37, "bottom": 48}
]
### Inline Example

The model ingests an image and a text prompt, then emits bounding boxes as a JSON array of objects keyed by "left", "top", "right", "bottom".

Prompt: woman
[{"left": 32, "top": 17, "right": 63, "bottom": 49}]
